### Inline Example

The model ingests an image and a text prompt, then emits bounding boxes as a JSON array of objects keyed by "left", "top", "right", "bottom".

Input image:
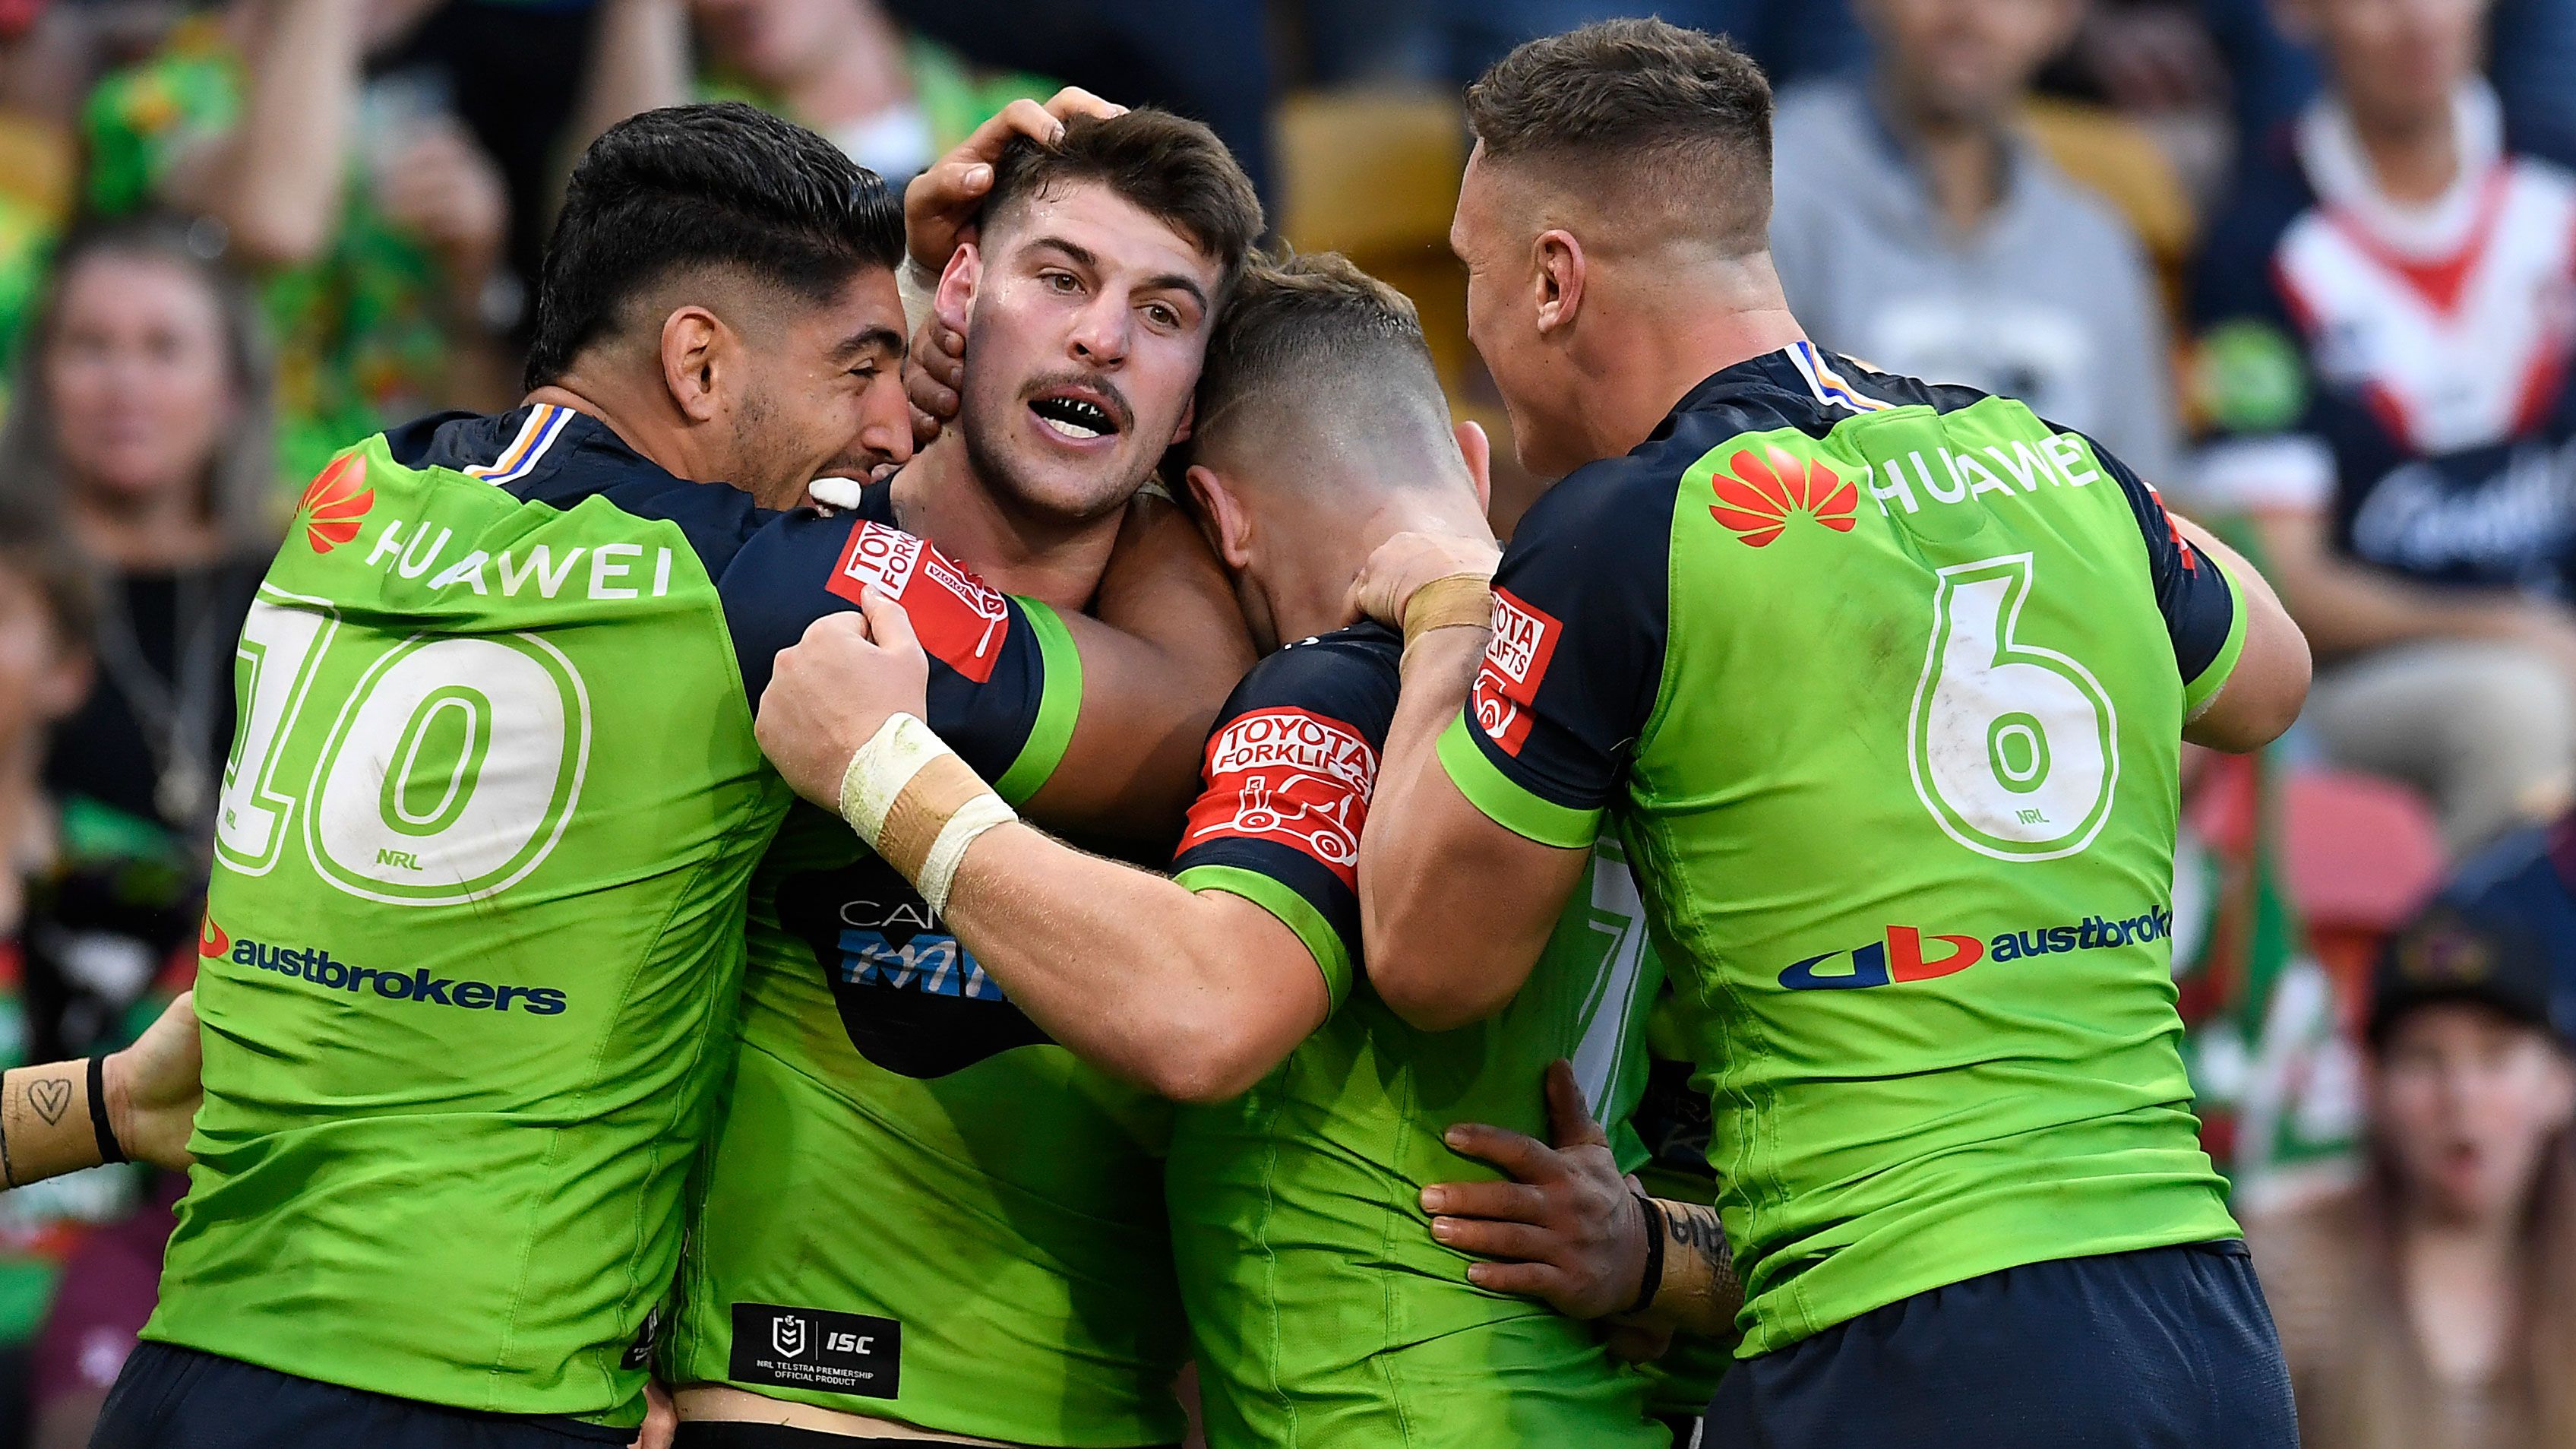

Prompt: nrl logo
[{"left": 772, "top": 1315, "right": 808, "bottom": 1359}]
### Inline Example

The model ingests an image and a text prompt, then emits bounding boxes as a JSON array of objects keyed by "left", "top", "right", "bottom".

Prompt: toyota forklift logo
[{"left": 1708, "top": 445, "right": 1857, "bottom": 547}]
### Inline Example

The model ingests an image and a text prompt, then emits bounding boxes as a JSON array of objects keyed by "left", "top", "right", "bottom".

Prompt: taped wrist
[
  {"left": 0, "top": 1058, "right": 109, "bottom": 1188},
  {"left": 1634, "top": 1197, "right": 1735, "bottom": 1331},
  {"left": 836, "top": 713, "right": 1016, "bottom": 916},
  {"left": 1401, "top": 573, "right": 1496, "bottom": 653}
]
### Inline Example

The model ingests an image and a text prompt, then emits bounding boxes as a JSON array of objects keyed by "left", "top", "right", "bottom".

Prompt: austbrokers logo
[
  {"left": 298, "top": 454, "right": 375, "bottom": 553},
  {"left": 1780, "top": 909, "right": 2175, "bottom": 991},
  {"left": 1709, "top": 445, "right": 1857, "bottom": 547},
  {"left": 202, "top": 916, "right": 566, "bottom": 1015}
]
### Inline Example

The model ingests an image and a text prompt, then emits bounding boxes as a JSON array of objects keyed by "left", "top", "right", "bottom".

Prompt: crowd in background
[{"left": 0, "top": 0, "right": 2565, "bottom": 1446}]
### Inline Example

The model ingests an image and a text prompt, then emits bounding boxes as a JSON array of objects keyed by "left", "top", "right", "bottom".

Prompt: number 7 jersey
[{"left": 1438, "top": 345, "right": 2249, "bottom": 1359}]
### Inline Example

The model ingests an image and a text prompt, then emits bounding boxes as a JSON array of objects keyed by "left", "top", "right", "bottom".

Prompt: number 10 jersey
[
  {"left": 1438, "top": 344, "right": 2250, "bottom": 1359},
  {"left": 155, "top": 407, "right": 806, "bottom": 1429}
]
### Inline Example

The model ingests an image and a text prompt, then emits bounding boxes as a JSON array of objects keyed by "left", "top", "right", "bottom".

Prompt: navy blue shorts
[
  {"left": 91, "top": 1342, "right": 634, "bottom": 1448},
  {"left": 1702, "top": 1241, "right": 2299, "bottom": 1449}
]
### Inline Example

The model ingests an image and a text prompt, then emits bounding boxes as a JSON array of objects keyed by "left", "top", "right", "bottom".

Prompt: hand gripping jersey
[
  {"left": 665, "top": 479, "right": 1183, "bottom": 1447},
  {"left": 151, "top": 408, "right": 1064, "bottom": 1428},
  {"left": 1439, "top": 345, "right": 2249, "bottom": 1358},
  {"left": 1164, "top": 622, "right": 1668, "bottom": 1449}
]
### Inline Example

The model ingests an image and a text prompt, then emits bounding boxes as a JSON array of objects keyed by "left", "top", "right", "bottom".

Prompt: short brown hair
[
  {"left": 1465, "top": 18, "right": 1775, "bottom": 248},
  {"left": 1190, "top": 251, "right": 1450, "bottom": 475},
  {"left": 984, "top": 109, "right": 1266, "bottom": 304}
]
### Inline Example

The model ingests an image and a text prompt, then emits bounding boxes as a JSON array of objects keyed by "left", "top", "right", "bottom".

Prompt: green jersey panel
[
  {"left": 1162, "top": 624, "right": 1666, "bottom": 1447},
  {"left": 668, "top": 470, "right": 1177, "bottom": 1447},
  {"left": 1442, "top": 346, "right": 2246, "bottom": 1358},
  {"left": 150, "top": 410, "right": 789, "bottom": 1423}
]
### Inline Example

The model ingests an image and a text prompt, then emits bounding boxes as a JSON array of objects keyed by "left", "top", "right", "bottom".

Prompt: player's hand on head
[
  {"left": 1348, "top": 530, "right": 1500, "bottom": 629},
  {"left": 106, "top": 990, "right": 203, "bottom": 1172},
  {"left": 756, "top": 589, "right": 933, "bottom": 809},
  {"left": 906, "top": 314, "right": 966, "bottom": 448},
  {"left": 1420, "top": 1059, "right": 1647, "bottom": 1321},
  {"left": 904, "top": 87, "right": 1127, "bottom": 275}
]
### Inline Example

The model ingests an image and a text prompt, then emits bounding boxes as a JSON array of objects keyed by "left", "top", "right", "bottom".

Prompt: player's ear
[
  {"left": 661, "top": 305, "right": 725, "bottom": 424},
  {"left": 1534, "top": 229, "right": 1585, "bottom": 334},
  {"left": 1184, "top": 463, "right": 1255, "bottom": 571},
  {"left": 934, "top": 242, "right": 981, "bottom": 335},
  {"left": 1454, "top": 419, "right": 1493, "bottom": 515}
]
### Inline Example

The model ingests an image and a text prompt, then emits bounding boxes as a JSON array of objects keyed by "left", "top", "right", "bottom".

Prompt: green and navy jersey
[
  {"left": 1439, "top": 343, "right": 2249, "bottom": 1358},
  {"left": 1165, "top": 622, "right": 1667, "bottom": 1449},
  {"left": 665, "top": 479, "right": 1181, "bottom": 1447},
  {"left": 152, "top": 409, "right": 1067, "bottom": 1428}
]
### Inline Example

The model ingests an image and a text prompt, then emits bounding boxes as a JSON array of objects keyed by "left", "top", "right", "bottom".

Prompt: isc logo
[{"left": 826, "top": 1330, "right": 876, "bottom": 1356}]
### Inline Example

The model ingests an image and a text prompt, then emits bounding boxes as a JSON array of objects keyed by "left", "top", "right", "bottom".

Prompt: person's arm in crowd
[
  {"left": 754, "top": 589, "right": 1319, "bottom": 1103},
  {"left": 0, "top": 992, "right": 200, "bottom": 1186},
  {"left": 1423, "top": 1060, "right": 1740, "bottom": 1340},
  {"left": 162, "top": 0, "right": 362, "bottom": 265},
  {"left": 2172, "top": 513, "right": 2308, "bottom": 751},
  {"left": 2246, "top": 506, "right": 2576, "bottom": 675},
  {"left": 1348, "top": 532, "right": 1591, "bottom": 1033},
  {"left": 375, "top": 122, "right": 517, "bottom": 410},
  {"left": 562, "top": 0, "right": 690, "bottom": 172}
]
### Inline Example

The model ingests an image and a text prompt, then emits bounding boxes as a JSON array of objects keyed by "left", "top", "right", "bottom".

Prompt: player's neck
[
  {"left": 1579, "top": 261, "right": 1805, "bottom": 462},
  {"left": 1266, "top": 491, "right": 1472, "bottom": 647},
  {"left": 889, "top": 433, "right": 1121, "bottom": 612}
]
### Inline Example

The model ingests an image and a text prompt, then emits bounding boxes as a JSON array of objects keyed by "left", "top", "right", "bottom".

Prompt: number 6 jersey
[
  {"left": 150, "top": 407, "right": 1072, "bottom": 1431},
  {"left": 1438, "top": 344, "right": 2250, "bottom": 1359}
]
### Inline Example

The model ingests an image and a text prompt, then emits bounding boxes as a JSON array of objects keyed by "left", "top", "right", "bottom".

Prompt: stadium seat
[
  {"left": 2280, "top": 767, "right": 2445, "bottom": 1028},
  {"left": 1272, "top": 88, "right": 1471, "bottom": 392}
]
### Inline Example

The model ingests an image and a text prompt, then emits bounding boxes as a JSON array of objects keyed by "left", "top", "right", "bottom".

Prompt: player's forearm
[
  {"left": 940, "top": 827, "right": 1309, "bottom": 1102},
  {"left": 1619, "top": 1197, "right": 1741, "bottom": 1340},
  {"left": 2170, "top": 517, "right": 2309, "bottom": 752},
  {"left": 1358, "top": 626, "right": 1528, "bottom": 1029},
  {"left": 204, "top": 0, "right": 362, "bottom": 265}
]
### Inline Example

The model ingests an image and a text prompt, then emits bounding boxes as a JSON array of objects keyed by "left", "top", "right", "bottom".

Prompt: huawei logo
[
  {"left": 298, "top": 454, "right": 374, "bottom": 552},
  {"left": 1709, "top": 445, "right": 1857, "bottom": 547}
]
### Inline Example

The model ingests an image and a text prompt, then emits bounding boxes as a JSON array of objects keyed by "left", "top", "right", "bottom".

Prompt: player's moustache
[{"left": 1021, "top": 369, "right": 1134, "bottom": 434}]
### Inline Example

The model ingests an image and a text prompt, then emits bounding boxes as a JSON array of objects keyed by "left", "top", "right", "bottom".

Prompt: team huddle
[{"left": 0, "top": 17, "right": 2318, "bottom": 1449}]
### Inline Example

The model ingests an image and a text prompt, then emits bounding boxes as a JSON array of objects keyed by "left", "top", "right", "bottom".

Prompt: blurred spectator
[
  {"left": 2189, "top": 0, "right": 2576, "bottom": 857},
  {"left": 691, "top": 0, "right": 1056, "bottom": 186},
  {"left": 2428, "top": 805, "right": 2576, "bottom": 1036},
  {"left": 884, "top": 0, "right": 1276, "bottom": 207},
  {"left": 2249, "top": 899, "right": 2576, "bottom": 1448},
  {"left": 0, "top": 525, "right": 196, "bottom": 1449},
  {"left": 1768, "top": 0, "right": 2186, "bottom": 483},
  {"left": 0, "top": 219, "right": 273, "bottom": 848},
  {"left": 1342, "top": 0, "right": 1868, "bottom": 90},
  {"left": 78, "top": 0, "right": 517, "bottom": 486}
]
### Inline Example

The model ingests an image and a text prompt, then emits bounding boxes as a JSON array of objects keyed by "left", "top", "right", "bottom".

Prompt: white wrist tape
[
  {"left": 835, "top": 713, "right": 1018, "bottom": 916},
  {"left": 915, "top": 793, "right": 1017, "bottom": 917},
  {"left": 837, "top": 713, "right": 948, "bottom": 847}
]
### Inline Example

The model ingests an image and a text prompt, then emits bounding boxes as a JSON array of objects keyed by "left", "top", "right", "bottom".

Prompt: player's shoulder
[
  {"left": 384, "top": 403, "right": 771, "bottom": 578},
  {"left": 1219, "top": 622, "right": 1402, "bottom": 739}
]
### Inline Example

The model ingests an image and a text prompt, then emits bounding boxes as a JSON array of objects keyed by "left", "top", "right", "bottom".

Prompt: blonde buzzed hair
[
  {"left": 1194, "top": 250, "right": 1433, "bottom": 438},
  {"left": 1466, "top": 18, "right": 1776, "bottom": 252}
]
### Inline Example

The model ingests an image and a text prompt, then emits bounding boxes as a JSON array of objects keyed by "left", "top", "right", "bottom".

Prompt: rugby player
[
  {"left": 751, "top": 253, "right": 1734, "bottom": 1447},
  {"left": 1339, "top": 21, "right": 2312, "bottom": 1449},
  {"left": 662, "top": 112, "right": 1263, "bottom": 1449},
  {"left": 91, "top": 100, "right": 1237, "bottom": 1449}
]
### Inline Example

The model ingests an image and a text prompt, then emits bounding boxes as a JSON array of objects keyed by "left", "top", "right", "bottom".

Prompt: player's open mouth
[{"left": 1029, "top": 390, "right": 1123, "bottom": 444}]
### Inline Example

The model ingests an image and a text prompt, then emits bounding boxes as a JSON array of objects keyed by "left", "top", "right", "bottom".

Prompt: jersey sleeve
[
  {"left": 1169, "top": 640, "right": 1399, "bottom": 1011},
  {"left": 2082, "top": 430, "right": 2250, "bottom": 718},
  {"left": 1439, "top": 464, "right": 1675, "bottom": 849},
  {"left": 719, "top": 510, "right": 1083, "bottom": 802}
]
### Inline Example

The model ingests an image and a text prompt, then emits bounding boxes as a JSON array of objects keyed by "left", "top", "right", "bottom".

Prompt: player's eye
[
  {"left": 1041, "top": 270, "right": 1081, "bottom": 295},
  {"left": 1143, "top": 302, "right": 1180, "bottom": 331}
]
